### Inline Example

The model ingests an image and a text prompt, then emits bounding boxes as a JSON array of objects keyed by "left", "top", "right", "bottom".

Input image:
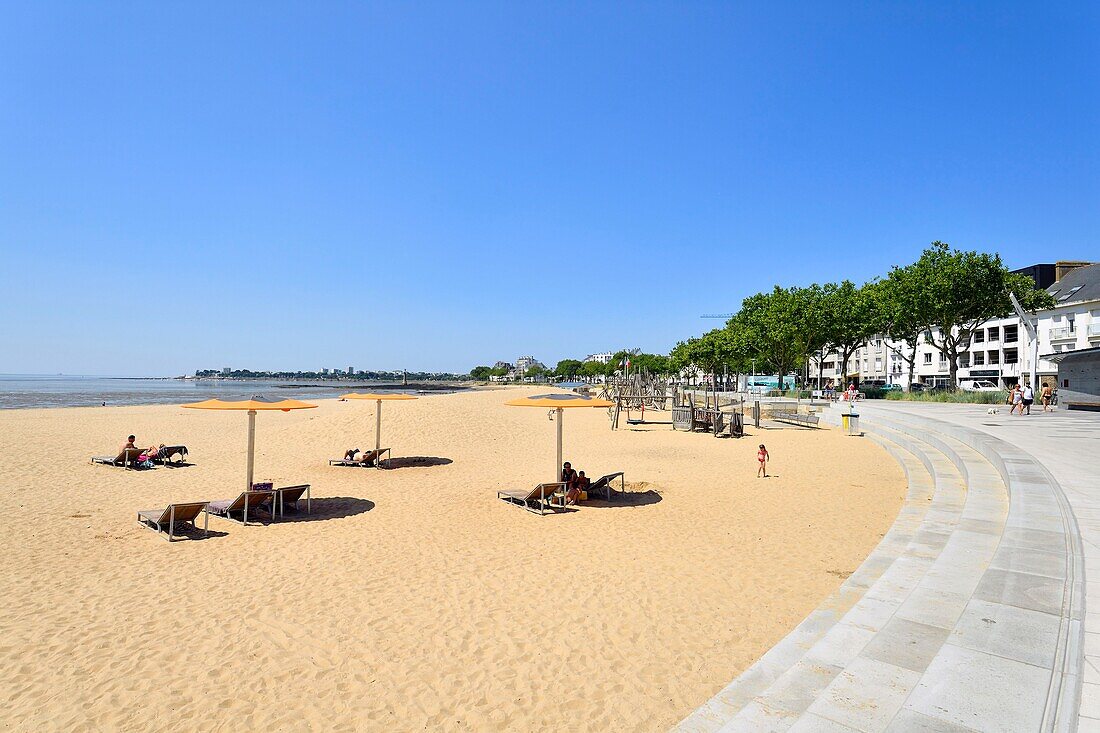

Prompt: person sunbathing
[{"left": 121, "top": 434, "right": 137, "bottom": 452}]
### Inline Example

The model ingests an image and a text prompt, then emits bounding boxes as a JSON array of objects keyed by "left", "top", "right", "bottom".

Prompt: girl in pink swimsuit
[{"left": 757, "top": 444, "right": 769, "bottom": 478}]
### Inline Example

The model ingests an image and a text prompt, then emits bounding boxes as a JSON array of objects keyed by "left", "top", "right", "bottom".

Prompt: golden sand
[{"left": 0, "top": 387, "right": 904, "bottom": 731}]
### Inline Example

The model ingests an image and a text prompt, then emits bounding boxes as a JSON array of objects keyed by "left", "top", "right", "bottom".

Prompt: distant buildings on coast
[{"left": 190, "top": 367, "right": 465, "bottom": 382}]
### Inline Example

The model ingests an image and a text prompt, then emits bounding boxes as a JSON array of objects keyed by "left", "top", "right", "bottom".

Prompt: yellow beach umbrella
[
  {"left": 339, "top": 392, "right": 418, "bottom": 455},
  {"left": 505, "top": 393, "right": 613, "bottom": 481},
  {"left": 181, "top": 395, "right": 317, "bottom": 490}
]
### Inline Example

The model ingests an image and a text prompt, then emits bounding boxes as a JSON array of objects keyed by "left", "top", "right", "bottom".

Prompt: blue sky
[{"left": 1, "top": 2, "right": 1097, "bottom": 375}]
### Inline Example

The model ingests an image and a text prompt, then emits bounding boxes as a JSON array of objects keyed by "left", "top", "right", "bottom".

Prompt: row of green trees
[
  {"left": 669, "top": 242, "right": 1054, "bottom": 390},
  {"left": 468, "top": 243, "right": 1054, "bottom": 390},
  {"left": 468, "top": 350, "right": 671, "bottom": 383}
]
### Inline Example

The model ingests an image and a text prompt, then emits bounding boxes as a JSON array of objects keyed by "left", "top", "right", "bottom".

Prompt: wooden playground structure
[{"left": 600, "top": 370, "right": 743, "bottom": 437}]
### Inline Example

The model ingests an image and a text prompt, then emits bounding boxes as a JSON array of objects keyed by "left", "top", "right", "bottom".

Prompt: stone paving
[{"left": 674, "top": 400, "right": 1096, "bottom": 732}]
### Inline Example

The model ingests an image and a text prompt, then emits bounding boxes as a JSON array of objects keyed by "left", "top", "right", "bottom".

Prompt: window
[
  {"left": 987, "top": 327, "right": 1000, "bottom": 341},
  {"left": 1003, "top": 325, "right": 1018, "bottom": 343},
  {"left": 973, "top": 330, "right": 985, "bottom": 343},
  {"left": 973, "top": 352, "right": 985, "bottom": 365},
  {"left": 988, "top": 351, "right": 1000, "bottom": 365},
  {"left": 1004, "top": 349, "right": 1017, "bottom": 364},
  {"left": 924, "top": 353, "right": 933, "bottom": 365},
  {"left": 1059, "top": 285, "right": 1083, "bottom": 302},
  {"left": 939, "top": 352, "right": 947, "bottom": 363}
]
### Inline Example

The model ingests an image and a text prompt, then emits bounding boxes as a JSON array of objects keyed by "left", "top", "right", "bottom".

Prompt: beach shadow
[
  {"left": 278, "top": 496, "right": 375, "bottom": 522},
  {"left": 149, "top": 526, "right": 229, "bottom": 541},
  {"left": 583, "top": 489, "right": 663, "bottom": 508},
  {"left": 381, "top": 456, "right": 453, "bottom": 470},
  {"left": 157, "top": 462, "right": 196, "bottom": 469}
]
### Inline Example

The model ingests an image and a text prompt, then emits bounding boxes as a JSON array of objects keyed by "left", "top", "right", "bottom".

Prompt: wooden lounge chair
[
  {"left": 273, "top": 484, "right": 311, "bottom": 516},
  {"left": 497, "top": 482, "right": 568, "bottom": 515},
  {"left": 153, "top": 445, "right": 190, "bottom": 465},
  {"left": 204, "top": 489, "right": 276, "bottom": 525},
  {"left": 91, "top": 448, "right": 146, "bottom": 469},
  {"left": 329, "top": 448, "right": 391, "bottom": 468},
  {"left": 136, "top": 502, "right": 209, "bottom": 541},
  {"left": 586, "top": 472, "right": 625, "bottom": 501}
]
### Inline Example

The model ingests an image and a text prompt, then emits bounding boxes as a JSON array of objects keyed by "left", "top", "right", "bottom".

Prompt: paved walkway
[{"left": 674, "top": 400, "right": 1098, "bottom": 732}]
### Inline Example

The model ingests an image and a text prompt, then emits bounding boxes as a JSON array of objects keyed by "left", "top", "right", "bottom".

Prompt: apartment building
[{"left": 810, "top": 261, "right": 1100, "bottom": 389}]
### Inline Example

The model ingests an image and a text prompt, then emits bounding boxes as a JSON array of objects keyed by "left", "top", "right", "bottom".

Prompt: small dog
[{"left": 987, "top": 408, "right": 999, "bottom": 415}]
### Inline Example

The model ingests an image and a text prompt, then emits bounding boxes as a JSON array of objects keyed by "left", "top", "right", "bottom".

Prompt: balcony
[
  {"left": 1089, "top": 324, "right": 1100, "bottom": 342},
  {"left": 1049, "top": 327, "right": 1076, "bottom": 342}
]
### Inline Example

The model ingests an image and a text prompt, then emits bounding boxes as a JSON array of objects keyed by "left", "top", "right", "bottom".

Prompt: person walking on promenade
[
  {"left": 757, "top": 444, "right": 769, "bottom": 478},
  {"left": 1041, "top": 383, "right": 1054, "bottom": 412},
  {"left": 1009, "top": 385, "right": 1023, "bottom": 416},
  {"left": 1022, "top": 383, "right": 1035, "bottom": 415}
]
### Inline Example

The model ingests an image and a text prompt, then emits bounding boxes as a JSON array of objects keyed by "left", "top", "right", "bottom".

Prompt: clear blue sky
[{"left": 1, "top": 2, "right": 1096, "bottom": 376}]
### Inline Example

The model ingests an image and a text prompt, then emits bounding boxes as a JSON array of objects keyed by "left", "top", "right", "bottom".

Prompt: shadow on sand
[
  {"left": 381, "top": 456, "right": 453, "bottom": 470},
  {"left": 583, "top": 489, "right": 663, "bottom": 509},
  {"left": 278, "top": 497, "right": 375, "bottom": 522}
]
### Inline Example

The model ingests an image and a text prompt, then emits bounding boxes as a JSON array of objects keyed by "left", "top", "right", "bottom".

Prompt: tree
[
  {"left": 734, "top": 285, "right": 828, "bottom": 390},
  {"left": 524, "top": 364, "right": 547, "bottom": 380},
  {"left": 820, "top": 281, "right": 877, "bottom": 389},
  {"left": 912, "top": 242, "right": 1055, "bottom": 389},
  {"left": 871, "top": 267, "right": 927, "bottom": 391},
  {"left": 580, "top": 360, "right": 605, "bottom": 381},
  {"left": 554, "top": 359, "right": 584, "bottom": 379},
  {"left": 469, "top": 365, "right": 493, "bottom": 381}
]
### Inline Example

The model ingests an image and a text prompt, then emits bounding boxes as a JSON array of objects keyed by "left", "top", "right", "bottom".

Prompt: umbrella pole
[
  {"left": 246, "top": 409, "right": 256, "bottom": 490},
  {"left": 556, "top": 407, "right": 563, "bottom": 482},
  {"left": 375, "top": 399, "right": 382, "bottom": 453}
]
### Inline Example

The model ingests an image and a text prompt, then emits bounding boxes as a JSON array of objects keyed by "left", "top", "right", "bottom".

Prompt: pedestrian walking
[
  {"left": 1041, "top": 383, "right": 1053, "bottom": 412},
  {"left": 1022, "top": 383, "right": 1035, "bottom": 415},
  {"left": 1009, "top": 384, "right": 1023, "bottom": 416}
]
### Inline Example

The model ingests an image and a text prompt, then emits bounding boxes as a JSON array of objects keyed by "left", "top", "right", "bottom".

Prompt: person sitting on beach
[
  {"left": 757, "top": 443, "right": 770, "bottom": 478},
  {"left": 561, "top": 462, "right": 578, "bottom": 489},
  {"left": 121, "top": 435, "right": 137, "bottom": 452},
  {"left": 566, "top": 470, "right": 591, "bottom": 504}
]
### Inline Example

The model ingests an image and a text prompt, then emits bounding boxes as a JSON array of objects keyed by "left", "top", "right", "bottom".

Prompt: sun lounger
[
  {"left": 329, "top": 448, "right": 391, "bottom": 468},
  {"left": 273, "top": 484, "right": 311, "bottom": 516},
  {"left": 204, "top": 489, "right": 276, "bottom": 525},
  {"left": 497, "top": 482, "right": 568, "bottom": 515},
  {"left": 136, "top": 502, "right": 208, "bottom": 541},
  {"left": 91, "top": 448, "right": 147, "bottom": 469},
  {"left": 586, "top": 472, "right": 625, "bottom": 501},
  {"left": 153, "top": 445, "right": 189, "bottom": 465}
]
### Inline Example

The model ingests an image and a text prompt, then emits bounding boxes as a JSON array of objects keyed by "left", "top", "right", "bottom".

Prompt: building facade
[{"left": 809, "top": 262, "right": 1100, "bottom": 390}]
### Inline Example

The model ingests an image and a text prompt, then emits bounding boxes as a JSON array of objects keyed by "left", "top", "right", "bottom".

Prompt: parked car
[
  {"left": 908, "top": 383, "right": 928, "bottom": 393},
  {"left": 858, "top": 380, "right": 886, "bottom": 390},
  {"left": 961, "top": 379, "right": 1001, "bottom": 392},
  {"left": 880, "top": 383, "right": 903, "bottom": 392}
]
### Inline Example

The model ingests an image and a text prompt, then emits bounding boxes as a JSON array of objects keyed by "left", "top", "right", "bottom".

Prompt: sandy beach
[{"left": 0, "top": 387, "right": 904, "bottom": 732}]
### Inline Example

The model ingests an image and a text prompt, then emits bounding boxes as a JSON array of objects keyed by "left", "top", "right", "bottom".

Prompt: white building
[
  {"left": 809, "top": 261, "right": 1099, "bottom": 390},
  {"left": 584, "top": 352, "right": 614, "bottom": 364}
]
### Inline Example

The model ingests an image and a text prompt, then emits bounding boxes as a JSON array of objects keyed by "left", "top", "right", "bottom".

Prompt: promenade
[{"left": 677, "top": 399, "right": 1100, "bottom": 732}]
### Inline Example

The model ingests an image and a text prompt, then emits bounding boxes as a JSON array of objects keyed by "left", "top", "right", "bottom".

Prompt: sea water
[{"left": 0, "top": 375, "right": 426, "bottom": 409}]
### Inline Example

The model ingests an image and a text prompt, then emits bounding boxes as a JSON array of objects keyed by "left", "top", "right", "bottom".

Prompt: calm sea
[{"left": 0, "top": 375, "right": 445, "bottom": 409}]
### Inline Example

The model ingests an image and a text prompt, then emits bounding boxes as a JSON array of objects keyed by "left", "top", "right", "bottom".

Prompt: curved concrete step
[
  {"left": 676, "top": 424, "right": 975, "bottom": 731},
  {"left": 674, "top": 405, "right": 1083, "bottom": 732}
]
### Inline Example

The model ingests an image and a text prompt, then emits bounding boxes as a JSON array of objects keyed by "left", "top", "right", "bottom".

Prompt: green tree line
[{"left": 469, "top": 242, "right": 1054, "bottom": 391}]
